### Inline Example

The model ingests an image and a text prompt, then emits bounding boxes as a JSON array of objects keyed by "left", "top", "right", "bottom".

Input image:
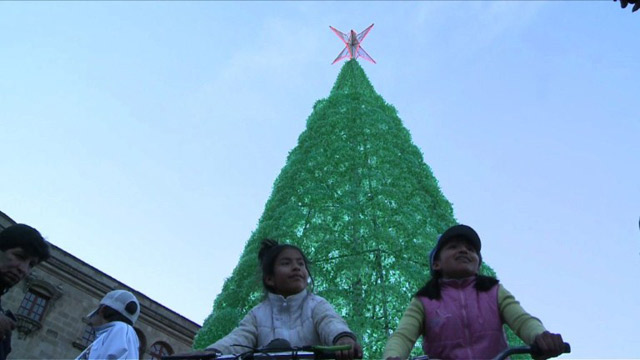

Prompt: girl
[
  {"left": 206, "top": 239, "right": 363, "bottom": 360},
  {"left": 383, "top": 225, "right": 566, "bottom": 360}
]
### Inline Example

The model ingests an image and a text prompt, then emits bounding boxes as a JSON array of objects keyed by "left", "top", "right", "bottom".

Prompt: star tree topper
[{"left": 330, "top": 23, "right": 376, "bottom": 64}]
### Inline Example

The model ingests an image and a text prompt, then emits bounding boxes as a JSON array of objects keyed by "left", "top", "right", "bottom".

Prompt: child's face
[
  {"left": 87, "top": 306, "right": 108, "bottom": 328},
  {"left": 265, "top": 248, "right": 309, "bottom": 297},
  {"left": 432, "top": 237, "right": 480, "bottom": 279}
]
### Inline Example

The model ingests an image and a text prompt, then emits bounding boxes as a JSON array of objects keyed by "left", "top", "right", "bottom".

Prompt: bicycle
[
  {"left": 410, "top": 342, "right": 571, "bottom": 360},
  {"left": 162, "top": 339, "right": 354, "bottom": 360}
]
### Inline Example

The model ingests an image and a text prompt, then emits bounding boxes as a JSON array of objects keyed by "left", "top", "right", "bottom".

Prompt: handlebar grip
[
  {"left": 307, "top": 344, "right": 354, "bottom": 359},
  {"left": 162, "top": 352, "right": 220, "bottom": 360},
  {"left": 311, "top": 345, "right": 352, "bottom": 351},
  {"left": 530, "top": 342, "right": 571, "bottom": 356}
]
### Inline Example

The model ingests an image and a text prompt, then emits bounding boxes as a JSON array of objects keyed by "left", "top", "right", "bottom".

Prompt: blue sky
[{"left": 1, "top": 2, "right": 638, "bottom": 358}]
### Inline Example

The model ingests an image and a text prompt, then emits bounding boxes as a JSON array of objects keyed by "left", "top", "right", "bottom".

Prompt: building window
[
  {"left": 149, "top": 341, "right": 173, "bottom": 359},
  {"left": 80, "top": 325, "right": 96, "bottom": 348},
  {"left": 72, "top": 324, "right": 98, "bottom": 351},
  {"left": 17, "top": 289, "right": 50, "bottom": 322},
  {"left": 16, "top": 276, "right": 62, "bottom": 339}
]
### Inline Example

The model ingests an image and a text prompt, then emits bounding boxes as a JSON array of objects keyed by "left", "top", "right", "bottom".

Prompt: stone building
[{"left": 0, "top": 211, "right": 201, "bottom": 359}]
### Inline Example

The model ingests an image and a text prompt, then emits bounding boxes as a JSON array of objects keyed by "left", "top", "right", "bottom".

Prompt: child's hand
[
  {"left": 532, "top": 331, "right": 565, "bottom": 360},
  {"left": 334, "top": 336, "right": 363, "bottom": 360}
]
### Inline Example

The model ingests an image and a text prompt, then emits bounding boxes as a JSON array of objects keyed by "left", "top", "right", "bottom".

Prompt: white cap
[{"left": 88, "top": 290, "right": 140, "bottom": 324}]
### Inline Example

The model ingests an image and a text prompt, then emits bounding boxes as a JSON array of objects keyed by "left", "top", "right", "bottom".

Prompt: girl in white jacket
[{"left": 206, "top": 239, "right": 362, "bottom": 360}]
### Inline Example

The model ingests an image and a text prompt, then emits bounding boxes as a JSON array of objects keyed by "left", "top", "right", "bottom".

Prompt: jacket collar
[
  {"left": 439, "top": 276, "right": 476, "bottom": 289},
  {"left": 93, "top": 321, "right": 129, "bottom": 337},
  {"left": 267, "top": 289, "right": 308, "bottom": 306}
]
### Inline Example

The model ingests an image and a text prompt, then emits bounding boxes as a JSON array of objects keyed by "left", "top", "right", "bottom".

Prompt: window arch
[
  {"left": 15, "top": 276, "right": 63, "bottom": 339},
  {"left": 20, "top": 275, "right": 63, "bottom": 319},
  {"left": 17, "top": 289, "right": 50, "bottom": 322},
  {"left": 149, "top": 341, "right": 173, "bottom": 359}
]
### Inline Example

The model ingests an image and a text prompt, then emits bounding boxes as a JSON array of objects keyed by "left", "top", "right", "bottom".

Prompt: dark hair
[
  {"left": 100, "top": 303, "right": 137, "bottom": 326},
  {"left": 258, "top": 239, "right": 313, "bottom": 294},
  {"left": 0, "top": 224, "right": 51, "bottom": 263},
  {"left": 415, "top": 275, "right": 499, "bottom": 300}
]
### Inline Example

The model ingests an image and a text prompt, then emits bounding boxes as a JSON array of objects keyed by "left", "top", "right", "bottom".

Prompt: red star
[{"left": 329, "top": 24, "right": 376, "bottom": 65}]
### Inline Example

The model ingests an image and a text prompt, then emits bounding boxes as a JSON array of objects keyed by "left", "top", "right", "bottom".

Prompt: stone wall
[{"left": 0, "top": 212, "right": 201, "bottom": 359}]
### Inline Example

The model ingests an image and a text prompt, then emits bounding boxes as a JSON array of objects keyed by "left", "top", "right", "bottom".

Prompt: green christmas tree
[{"left": 194, "top": 60, "right": 523, "bottom": 358}]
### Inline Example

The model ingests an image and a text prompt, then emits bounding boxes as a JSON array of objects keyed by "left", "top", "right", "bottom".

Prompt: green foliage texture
[{"left": 193, "top": 60, "right": 524, "bottom": 358}]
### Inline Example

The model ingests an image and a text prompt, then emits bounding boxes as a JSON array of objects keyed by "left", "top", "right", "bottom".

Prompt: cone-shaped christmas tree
[{"left": 194, "top": 60, "right": 508, "bottom": 357}]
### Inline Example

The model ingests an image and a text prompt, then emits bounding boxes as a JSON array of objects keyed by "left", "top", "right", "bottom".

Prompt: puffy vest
[{"left": 419, "top": 277, "right": 508, "bottom": 359}]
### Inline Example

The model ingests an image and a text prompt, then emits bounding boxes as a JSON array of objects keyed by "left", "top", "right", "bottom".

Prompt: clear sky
[{"left": 1, "top": 1, "right": 638, "bottom": 358}]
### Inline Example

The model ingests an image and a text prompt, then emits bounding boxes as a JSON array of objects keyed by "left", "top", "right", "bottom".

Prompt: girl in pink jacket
[{"left": 384, "top": 225, "right": 566, "bottom": 360}]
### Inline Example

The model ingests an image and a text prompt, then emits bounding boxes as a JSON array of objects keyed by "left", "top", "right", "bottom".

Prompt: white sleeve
[
  {"left": 206, "top": 311, "right": 259, "bottom": 354},
  {"left": 312, "top": 297, "right": 353, "bottom": 345},
  {"left": 88, "top": 323, "right": 139, "bottom": 360}
]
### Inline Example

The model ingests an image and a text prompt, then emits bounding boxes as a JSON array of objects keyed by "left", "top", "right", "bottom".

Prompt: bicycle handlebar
[
  {"left": 162, "top": 353, "right": 218, "bottom": 360},
  {"left": 491, "top": 342, "right": 571, "bottom": 360},
  {"left": 162, "top": 344, "right": 353, "bottom": 360},
  {"left": 410, "top": 342, "right": 571, "bottom": 360},
  {"left": 165, "top": 342, "right": 570, "bottom": 360}
]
